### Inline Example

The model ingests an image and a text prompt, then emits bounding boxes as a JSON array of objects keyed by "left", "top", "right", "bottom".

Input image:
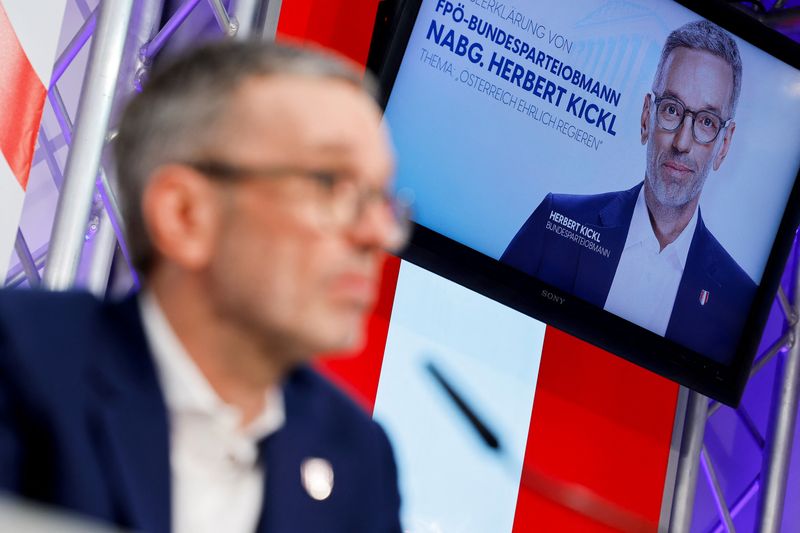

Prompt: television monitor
[{"left": 370, "top": 0, "right": 800, "bottom": 405}]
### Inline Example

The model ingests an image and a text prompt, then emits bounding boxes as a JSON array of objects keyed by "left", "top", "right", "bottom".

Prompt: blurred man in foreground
[{"left": 0, "top": 41, "right": 406, "bottom": 533}]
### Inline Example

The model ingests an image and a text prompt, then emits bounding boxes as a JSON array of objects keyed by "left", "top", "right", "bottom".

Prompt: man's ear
[
  {"left": 713, "top": 121, "right": 736, "bottom": 171},
  {"left": 141, "top": 164, "right": 223, "bottom": 271},
  {"left": 640, "top": 93, "right": 652, "bottom": 145}
]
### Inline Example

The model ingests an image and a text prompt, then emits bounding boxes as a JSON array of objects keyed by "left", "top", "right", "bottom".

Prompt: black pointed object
[{"left": 424, "top": 360, "right": 502, "bottom": 452}]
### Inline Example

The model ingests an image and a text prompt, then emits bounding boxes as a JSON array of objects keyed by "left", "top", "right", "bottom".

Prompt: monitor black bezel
[{"left": 368, "top": 0, "right": 800, "bottom": 406}]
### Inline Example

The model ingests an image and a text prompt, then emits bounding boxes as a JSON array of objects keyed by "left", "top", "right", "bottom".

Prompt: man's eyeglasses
[
  {"left": 652, "top": 94, "right": 732, "bottom": 144},
  {"left": 183, "top": 160, "right": 413, "bottom": 253}
]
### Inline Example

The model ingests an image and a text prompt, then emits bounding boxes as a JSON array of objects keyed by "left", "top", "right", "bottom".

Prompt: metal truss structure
[
  {"left": 669, "top": 257, "right": 800, "bottom": 533},
  {"left": 665, "top": 4, "right": 800, "bottom": 531},
  {"left": 6, "top": 1, "right": 800, "bottom": 532},
  {"left": 8, "top": 0, "right": 283, "bottom": 295}
]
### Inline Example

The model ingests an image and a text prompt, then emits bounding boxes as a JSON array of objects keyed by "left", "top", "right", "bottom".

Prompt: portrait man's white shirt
[
  {"left": 139, "top": 290, "right": 285, "bottom": 533},
  {"left": 603, "top": 186, "right": 698, "bottom": 336}
]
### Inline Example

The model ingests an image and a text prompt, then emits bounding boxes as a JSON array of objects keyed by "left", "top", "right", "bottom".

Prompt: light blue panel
[
  {"left": 384, "top": 0, "right": 800, "bottom": 283},
  {"left": 373, "top": 261, "right": 546, "bottom": 533}
]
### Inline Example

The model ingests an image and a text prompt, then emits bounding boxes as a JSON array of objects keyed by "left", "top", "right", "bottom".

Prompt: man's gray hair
[
  {"left": 653, "top": 20, "right": 742, "bottom": 117},
  {"left": 114, "top": 40, "right": 379, "bottom": 275}
]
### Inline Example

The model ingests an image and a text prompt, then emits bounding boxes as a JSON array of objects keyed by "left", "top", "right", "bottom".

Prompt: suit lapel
[
  {"left": 256, "top": 370, "right": 313, "bottom": 533},
  {"left": 666, "top": 214, "right": 728, "bottom": 355},
  {"left": 669, "top": 214, "right": 720, "bottom": 320},
  {"left": 572, "top": 183, "right": 640, "bottom": 307},
  {"left": 256, "top": 369, "right": 350, "bottom": 533},
  {"left": 88, "top": 296, "right": 171, "bottom": 533}
]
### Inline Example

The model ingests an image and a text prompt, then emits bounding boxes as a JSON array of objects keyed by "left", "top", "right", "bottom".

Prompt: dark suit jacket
[
  {"left": 0, "top": 290, "right": 401, "bottom": 533},
  {"left": 501, "top": 182, "right": 756, "bottom": 364}
]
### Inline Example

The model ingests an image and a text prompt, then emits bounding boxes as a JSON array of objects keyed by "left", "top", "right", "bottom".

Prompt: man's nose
[
  {"left": 346, "top": 201, "right": 402, "bottom": 253},
  {"left": 672, "top": 115, "right": 694, "bottom": 153}
]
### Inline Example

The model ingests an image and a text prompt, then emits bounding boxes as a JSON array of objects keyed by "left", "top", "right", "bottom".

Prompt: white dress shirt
[
  {"left": 138, "top": 291, "right": 285, "bottom": 533},
  {"left": 603, "top": 187, "right": 698, "bottom": 336}
]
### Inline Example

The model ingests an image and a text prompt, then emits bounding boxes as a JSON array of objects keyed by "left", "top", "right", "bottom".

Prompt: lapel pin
[
  {"left": 699, "top": 289, "right": 710, "bottom": 306},
  {"left": 301, "top": 457, "right": 334, "bottom": 501}
]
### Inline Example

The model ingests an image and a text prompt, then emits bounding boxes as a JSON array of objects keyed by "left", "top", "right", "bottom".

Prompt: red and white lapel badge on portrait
[{"left": 699, "top": 289, "right": 710, "bottom": 306}]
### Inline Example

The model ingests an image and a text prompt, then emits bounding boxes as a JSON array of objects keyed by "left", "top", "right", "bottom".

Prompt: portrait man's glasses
[
  {"left": 652, "top": 93, "right": 732, "bottom": 144},
  {"left": 183, "top": 160, "right": 413, "bottom": 253}
]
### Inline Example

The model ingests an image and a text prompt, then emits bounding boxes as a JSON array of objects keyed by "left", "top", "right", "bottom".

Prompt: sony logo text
[{"left": 541, "top": 289, "right": 566, "bottom": 305}]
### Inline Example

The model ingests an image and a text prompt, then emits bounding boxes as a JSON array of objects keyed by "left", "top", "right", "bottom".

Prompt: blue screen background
[{"left": 384, "top": 0, "right": 800, "bottom": 283}]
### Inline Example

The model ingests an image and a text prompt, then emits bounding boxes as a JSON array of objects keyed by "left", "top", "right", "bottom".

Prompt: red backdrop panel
[
  {"left": 512, "top": 327, "right": 680, "bottom": 532},
  {"left": 0, "top": 2, "right": 45, "bottom": 189},
  {"left": 276, "top": 0, "right": 380, "bottom": 67}
]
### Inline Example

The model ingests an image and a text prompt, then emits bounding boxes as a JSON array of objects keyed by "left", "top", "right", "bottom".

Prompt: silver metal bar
[
  {"left": 5, "top": 244, "right": 47, "bottom": 288},
  {"left": 751, "top": 330, "right": 793, "bottom": 379},
  {"left": 31, "top": 150, "right": 45, "bottom": 168},
  {"left": 48, "top": 48, "right": 128, "bottom": 253},
  {"left": 74, "top": 0, "right": 93, "bottom": 19},
  {"left": 46, "top": 63, "right": 131, "bottom": 282},
  {"left": 207, "top": 0, "right": 239, "bottom": 36},
  {"left": 668, "top": 390, "right": 709, "bottom": 533},
  {"left": 707, "top": 400, "right": 721, "bottom": 419},
  {"left": 707, "top": 329, "right": 794, "bottom": 420},
  {"left": 756, "top": 256, "right": 800, "bottom": 533},
  {"left": 6, "top": 262, "right": 44, "bottom": 288},
  {"left": 95, "top": 168, "right": 134, "bottom": 273},
  {"left": 140, "top": 0, "right": 203, "bottom": 61},
  {"left": 35, "top": 123, "right": 66, "bottom": 190},
  {"left": 82, "top": 0, "right": 163, "bottom": 294},
  {"left": 96, "top": 169, "right": 126, "bottom": 239},
  {"left": 736, "top": 405, "right": 766, "bottom": 449},
  {"left": 43, "top": 0, "right": 135, "bottom": 290},
  {"left": 659, "top": 386, "right": 689, "bottom": 532},
  {"left": 50, "top": 7, "right": 97, "bottom": 88},
  {"left": 711, "top": 476, "right": 760, "bottom": 533},
  {"left": 232, "top": 0, "right": 259, "bottom": 38},
  {"left": 13, "top": 230, "right": 41, "bottom": 287},
  {"left": 48, "top": 86, "right": 74, "bottom": 146},
  {"left": 85, "top": 208, "right": 116, "bottom": 297},
  {"left": 50, "top": 133, "right": 67, "bottom": 151},
  {"left": 45, "top": 49, "right": 131, "bottom": 282},
  {"left": 700, "top": 446, "right": 736, "bottom": 533},
  {"left": 254, "top": 0, "right": 283, "bottom": 40},
  {"left": 777, "top": 287, "right": 796, "bottom": 324},
  {"left": 32, "top": 130, "right": 66, "bottom": 167}
]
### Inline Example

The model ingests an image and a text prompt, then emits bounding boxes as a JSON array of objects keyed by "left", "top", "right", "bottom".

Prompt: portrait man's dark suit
[
  {"left": 0, "top": 290, "right": 401, "bottom": 533},
  {"left": 501, "top": 182, "right": 756, "bottom": 364}
]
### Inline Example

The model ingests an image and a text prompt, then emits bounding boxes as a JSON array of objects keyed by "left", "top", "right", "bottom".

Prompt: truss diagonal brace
[
  {"left": 43, "top": 0, "right": 135, "bottom": 290},
  {"left": 756, "top": 254, "right": 800, "bottom": 532}
]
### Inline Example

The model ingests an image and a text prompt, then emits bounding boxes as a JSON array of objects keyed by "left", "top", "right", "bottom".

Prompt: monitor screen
[{"left": 374, "top": 0, "right": 800, "bottom": 405}]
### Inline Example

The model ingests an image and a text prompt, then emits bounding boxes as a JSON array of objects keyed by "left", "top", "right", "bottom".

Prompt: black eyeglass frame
[
  {"left": 183, "top": 160, "right": 343, "bottom": 188},
  {"left": 181, "top": 159, "right": 413, "bottom": 252},
  {"left": 651, "top": 93, "right": 733, "bottom": 144}
]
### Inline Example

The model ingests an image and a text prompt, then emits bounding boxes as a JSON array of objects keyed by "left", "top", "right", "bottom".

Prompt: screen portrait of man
[{"left": 501, "top": 20, "right": 756, "bottom": 364}]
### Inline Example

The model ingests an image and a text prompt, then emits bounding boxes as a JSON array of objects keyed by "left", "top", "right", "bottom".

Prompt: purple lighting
[
  {"left": 711, "top": 478, "right": 761, "bottom": 533},
  {"left": 692, "top": 239, "right": 800, "bottom": 532},
  {"left": 139, "top": 0, "right": 202, "bottom": 61},
  {"left": 49, "top": 8, "right": 96, "bottom": 89}
]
